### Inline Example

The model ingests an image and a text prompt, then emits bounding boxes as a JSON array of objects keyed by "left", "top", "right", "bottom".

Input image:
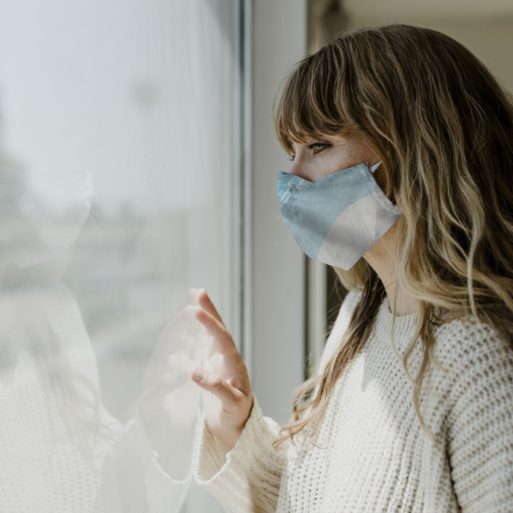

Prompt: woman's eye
[
  {"left": 310, "top": 143, "right": 330, "bottom": 154},
  {"left": 288, "top": 143, "right": 330, "bottom": 161}
]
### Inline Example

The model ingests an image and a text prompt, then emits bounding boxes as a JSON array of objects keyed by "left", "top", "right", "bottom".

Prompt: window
[{"left": 0, "top": 1, "right": 245, "bottom": 511}]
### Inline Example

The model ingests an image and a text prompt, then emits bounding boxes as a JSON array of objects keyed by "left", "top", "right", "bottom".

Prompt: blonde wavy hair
[{"left": 271, "top": 23, "right": 513, "bottom": 449}]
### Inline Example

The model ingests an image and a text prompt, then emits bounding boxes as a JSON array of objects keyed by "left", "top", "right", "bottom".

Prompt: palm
[
  {"left": 201, "top": 350, "right": 249, "bottom": 431},
  {"left": 190, "top": 288, "right": 254, "bottom": 448}
]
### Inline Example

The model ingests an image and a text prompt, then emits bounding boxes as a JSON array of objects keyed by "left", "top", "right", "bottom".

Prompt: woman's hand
[{"left": 190, "top": 288, "right": 253, "bottom": 452}]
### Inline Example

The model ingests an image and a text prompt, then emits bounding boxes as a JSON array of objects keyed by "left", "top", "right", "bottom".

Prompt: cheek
[
  {"left": 310, "top": 158, "right": 350, "bottom": 180},
  {"left": 321, "top": 151, "right": 362, "bottom": 173},
  {"left": 311, "top": 146, "right": 377, "bottom": 179},
  {"left": 343, "top": 147, "right": 373, "bottom": 166}
]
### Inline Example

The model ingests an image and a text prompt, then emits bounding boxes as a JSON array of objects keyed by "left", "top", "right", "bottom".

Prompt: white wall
[
  {"left": 344, "top": 11, "right": 513, "bottom": 94},
  {"left": 251, "top": 0, "right": 308, "bottom": 423},
  {"left": 423, "top": 19, "right": 513, "bottom": 94}
]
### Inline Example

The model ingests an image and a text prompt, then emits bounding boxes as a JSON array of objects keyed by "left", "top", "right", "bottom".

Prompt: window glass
[{"left": 0, "top": 1, "right": 240, "bottom": 511}]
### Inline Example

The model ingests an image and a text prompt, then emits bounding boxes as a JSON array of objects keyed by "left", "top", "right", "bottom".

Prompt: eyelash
[{"left": 288, "top": 143, "right": 330, "bottom": 162}]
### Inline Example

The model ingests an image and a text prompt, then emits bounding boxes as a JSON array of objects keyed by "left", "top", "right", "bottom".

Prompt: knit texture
[
  {"left": 193, "top": 288, "right": 513, "bottom": 513},
  {"left": 0, "top": 283, "right": 191, "bottom": 513}
]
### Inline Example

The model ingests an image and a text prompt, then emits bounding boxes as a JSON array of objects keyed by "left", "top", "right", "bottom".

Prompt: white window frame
[{"left": 246, "top": 0, "right": 310, "bottom": 423}]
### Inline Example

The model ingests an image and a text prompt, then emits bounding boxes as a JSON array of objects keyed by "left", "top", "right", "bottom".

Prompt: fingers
[
  {"left": 191, "top": 368, "right": 245, "bottom": 404},
  {"left": 202, "top": 352, "right": 249, "bottom": 395},
  {"left": 194, "top": 306, "right": 226, "bottom": 339},
  {"left": 194, "top": 305, "right": 237, "bottom": 355},
  {"left": 221, "top": 352, "right": 249, "bottom": 393},
  {"left": 196, "top": 288, "right": 225, "bottom": 326}
]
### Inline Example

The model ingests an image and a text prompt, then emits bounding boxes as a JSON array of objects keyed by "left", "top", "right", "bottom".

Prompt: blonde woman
[{"left": 190, "top": 24, "right": 513, "bottom": 512}]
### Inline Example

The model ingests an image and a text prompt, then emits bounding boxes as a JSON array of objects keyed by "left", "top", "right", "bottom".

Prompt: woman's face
[{"left": 288, "top": 131, "right": 382, "bottom": 184}]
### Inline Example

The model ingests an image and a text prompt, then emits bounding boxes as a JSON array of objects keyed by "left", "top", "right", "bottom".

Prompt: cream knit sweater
[
  {"left": 194, "top": 288, "right": 513, "bottom": 513},
  {"left": 0, "top": 283, "right": 191, "bottom": 513}
]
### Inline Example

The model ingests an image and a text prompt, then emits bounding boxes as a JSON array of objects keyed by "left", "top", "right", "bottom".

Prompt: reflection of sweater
[
  {"left": 194, "top": 288, "right": 513, "bottom": 513},
  {"left": 0, "top": 283, "right": 190, "bottom": 513}
]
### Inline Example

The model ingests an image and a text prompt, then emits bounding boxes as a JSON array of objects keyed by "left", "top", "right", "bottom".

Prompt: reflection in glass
[{"left": 0, "top": 0, "right": 239, "bottom": 511}]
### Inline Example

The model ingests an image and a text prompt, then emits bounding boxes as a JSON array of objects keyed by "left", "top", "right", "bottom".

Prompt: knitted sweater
[
  {"left": 0, "top": 282, "right": 192, "bottom": 513},
  {"left": 194, "top": 288, "right": 513, "bottom": 513}
]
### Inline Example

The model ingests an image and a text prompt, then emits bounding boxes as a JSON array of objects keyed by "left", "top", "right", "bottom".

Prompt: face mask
[{"left": 276, "top": 161, "right": 401, "bottom": 270}]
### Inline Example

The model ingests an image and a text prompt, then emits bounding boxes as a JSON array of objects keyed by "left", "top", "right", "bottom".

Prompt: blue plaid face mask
[{"left": 276, "top": 161, "right": 401, "bottom": 270}]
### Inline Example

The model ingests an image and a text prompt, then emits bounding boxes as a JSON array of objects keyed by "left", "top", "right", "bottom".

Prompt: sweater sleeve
[
  {"left": 193, "top": 393, "right": 287, "bottom": 513},
  {"left": 101, "top": 412, "right": 193, "bottom": 513},
  {"left": 192, "top": 287, "right": 363, "bottom": 512},
  {"left": 44, "top": 283, "right": 194, "bottom": 513},
  {"left": 445, "top": 324, "right": 513, "bottom": 513}
]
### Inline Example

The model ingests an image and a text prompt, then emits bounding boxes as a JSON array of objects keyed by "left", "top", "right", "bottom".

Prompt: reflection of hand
[
  {"left": 139, "top": 352, "right": 198, "bottom": 430},
  {"left": 190, "top": 289, "right": 254, "bottom": 452},
  {"left": 137, "top": 301, "right": 204, "bottom": 479}
]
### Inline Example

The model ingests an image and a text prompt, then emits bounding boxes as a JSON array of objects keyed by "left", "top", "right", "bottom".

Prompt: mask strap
[{"left": 369, "top": 161, "right": 382, "bottom": 173}]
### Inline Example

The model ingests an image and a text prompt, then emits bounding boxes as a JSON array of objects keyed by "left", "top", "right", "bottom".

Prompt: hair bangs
[{"left": 274, "top": 54, "right": 354, "bottom": 155}]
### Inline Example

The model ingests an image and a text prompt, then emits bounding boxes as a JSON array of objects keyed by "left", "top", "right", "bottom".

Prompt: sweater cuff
[
  {"left": 107, "top": 415, "right": 193, "bottom": 513},
  {"left": 131, "top": 413, "right": 194, "bottom": 484},
  {"left": 193, "top": 394, "right": 286, "bottom": 509}
]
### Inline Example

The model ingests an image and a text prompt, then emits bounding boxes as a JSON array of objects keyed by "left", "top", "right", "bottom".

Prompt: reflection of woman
[
  {"left": 0, "top": 275, "right": 193, "bottom": 513},
  {"left": 190, "top": 24, "right": 513, "bottom": 512},
  {"left": 0, "top": 146, "right": 193, "bottom": 512}
]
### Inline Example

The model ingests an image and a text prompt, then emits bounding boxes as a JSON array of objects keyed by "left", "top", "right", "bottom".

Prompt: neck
[{"left": 363, "top": 225, "right": 420, "bottom": 317}]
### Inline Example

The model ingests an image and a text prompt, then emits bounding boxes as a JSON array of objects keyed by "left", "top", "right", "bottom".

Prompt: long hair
[{"left": 272, "top": 23, "right": 513, "bottom": 448}]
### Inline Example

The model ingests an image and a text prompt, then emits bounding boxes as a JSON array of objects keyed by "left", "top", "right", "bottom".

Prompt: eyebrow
[{"left": 290, "top": 137, "right": 333, "bottom": 150}]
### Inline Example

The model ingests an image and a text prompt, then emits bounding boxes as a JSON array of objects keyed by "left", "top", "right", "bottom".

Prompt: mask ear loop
[{"left": 369, "top": 161, "right": 382, "bottom": 173}]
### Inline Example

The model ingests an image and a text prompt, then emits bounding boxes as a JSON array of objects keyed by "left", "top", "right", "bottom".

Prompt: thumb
[{"left": 191, "top": 368, "right": 245, "bottom": 404}]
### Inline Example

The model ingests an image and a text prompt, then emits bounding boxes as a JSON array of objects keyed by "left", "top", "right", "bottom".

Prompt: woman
[
  {"left": 190, "top": 24, "right": 513, "bottom": 512},
  {"left": 0, "top": 159, "right": 195, "bottom": 512}
]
